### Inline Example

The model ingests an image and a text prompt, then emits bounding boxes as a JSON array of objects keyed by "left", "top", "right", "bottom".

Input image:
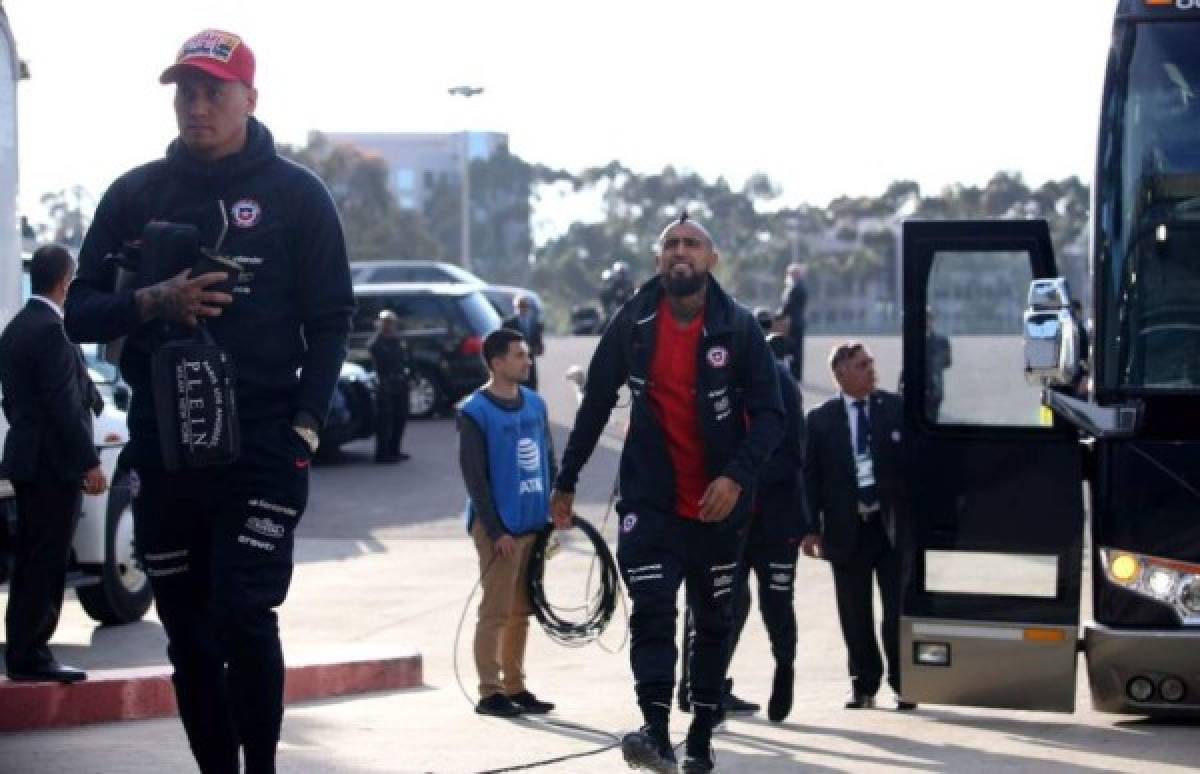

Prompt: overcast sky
[{"left": 6, "top": 0, "right": 1117, "bottom": 221}]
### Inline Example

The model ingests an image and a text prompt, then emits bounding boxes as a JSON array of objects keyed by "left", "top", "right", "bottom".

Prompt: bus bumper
[{"left": 1086, "top": 623, "right": 1200, "bottom": 715}]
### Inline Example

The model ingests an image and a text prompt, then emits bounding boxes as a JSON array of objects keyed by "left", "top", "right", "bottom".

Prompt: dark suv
[{"left": 350, "top": 283, "right": 501, "bottom": 417}]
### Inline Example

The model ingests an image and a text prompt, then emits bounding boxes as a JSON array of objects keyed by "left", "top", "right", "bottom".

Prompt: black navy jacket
[
  {"left": 0, "top": 300, "right": 99, "bottom": 482},
  {"left": 754, "top": 361, "right": 808, "bottom": 541},
  {"left": 65, "top": 118, "right": 354, "bottom": 443},
  {"left": 803, "top": 390, "right": 907, "bottom": 564},
  {"left": 555, "top": 275, "right": 785, "bottom": 521}
]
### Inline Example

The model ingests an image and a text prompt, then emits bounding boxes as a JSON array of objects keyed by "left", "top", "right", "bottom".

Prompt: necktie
[{"left": 854, "top": 399, "right": 870, "bottom": 455}]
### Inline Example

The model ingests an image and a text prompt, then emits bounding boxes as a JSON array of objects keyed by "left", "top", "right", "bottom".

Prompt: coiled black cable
[{"left": 526, "top": 516, "right": 620, "bottom": 648}]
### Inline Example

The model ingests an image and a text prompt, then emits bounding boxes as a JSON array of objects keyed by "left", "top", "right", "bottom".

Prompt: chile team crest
[{"left": 231, "top": 198, "right": 261, "bottom": 229}]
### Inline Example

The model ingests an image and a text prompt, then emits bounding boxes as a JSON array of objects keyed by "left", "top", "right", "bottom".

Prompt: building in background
[{"left": 326, "top": 131, "right": 505, "bottom": 211}]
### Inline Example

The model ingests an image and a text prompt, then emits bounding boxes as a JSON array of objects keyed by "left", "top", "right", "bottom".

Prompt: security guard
[
  {"left": 65, "top": 30, "right": 353, "bottom": 774},
  {"left": 369, "top": 310, "right": 411, "bottom": 462},
  {"left": 552, "top": 215, "right": 783, "bottom": 774}
]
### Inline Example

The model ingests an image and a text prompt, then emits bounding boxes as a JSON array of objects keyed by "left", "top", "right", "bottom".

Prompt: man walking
[
  {"left": 460, "top": 328, "right": 565, "bottom": 717},
  {"left": 66, "top": 30, "right": 353, "bottom": 773},
  {"left": 1, "top": 245, "right": 107, "bottom": 683},
  {"left": 781, "top": 263, "right": 808, "bottom": 383},
  {"left": 801, "top": 342, "right": 914, "bottom": 711},
  {"left": 551, "top": 215, "right": 784, "bottom": 774},
  {"left": 370, "top": 310, "right": 411, "bottom": 462}
]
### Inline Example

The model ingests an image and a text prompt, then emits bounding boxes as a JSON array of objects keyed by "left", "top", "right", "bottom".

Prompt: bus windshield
[{"left": 1112, "top": 22, "right": 1200, "bottom": 389}]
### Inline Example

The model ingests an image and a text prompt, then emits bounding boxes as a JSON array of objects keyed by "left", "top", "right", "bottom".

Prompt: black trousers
[
  {"left": 129, "top": 418, "right": 309, "bottom": 774},
  {"left": 726, "top": 527, "right": 799, "bottom": 670},
  {"left": 375, "top": 376, "right": 409, "bottom": 460},
  {"left": 680, "top": 512, "right": 799, "bottom": 698},
  {"left": 4, "top": 465, "right": 81, "bottom": 668},
  {"left": 617, "top": 508, "right": 743, "bottom": 719},
  {"left": 790, "top": 326, "right": 805, "bottom": 383},
  {"left": 831, "top": 517, "right": 900, "bottom": 698}
]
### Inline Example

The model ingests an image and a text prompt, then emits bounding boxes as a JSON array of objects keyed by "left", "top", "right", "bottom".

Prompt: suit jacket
[
  {"left": 803, "top": 390, "right": 906, "bottom": 565},
  {"left": 0, "top": 300, "right": 99, "bottom": 483},
  {"left": 502, "top": 314, "right": 544, "bottom": 357}
]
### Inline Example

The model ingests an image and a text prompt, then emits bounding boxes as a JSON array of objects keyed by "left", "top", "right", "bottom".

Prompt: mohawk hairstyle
[{"left": 656, "top": 211, "right": 715, "bottom": 252}]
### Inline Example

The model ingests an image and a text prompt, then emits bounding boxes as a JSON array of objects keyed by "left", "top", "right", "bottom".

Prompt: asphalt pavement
[{"left": 1, "top": 335, "right": 1197, "bottom": 773}]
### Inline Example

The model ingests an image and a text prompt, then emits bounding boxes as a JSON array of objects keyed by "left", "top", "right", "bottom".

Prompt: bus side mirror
[{"left": 1023, "top": 277, "right": 1079, "bottom": 388}]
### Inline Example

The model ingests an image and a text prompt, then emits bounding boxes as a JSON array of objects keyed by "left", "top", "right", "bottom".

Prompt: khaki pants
[{"left": 471, "top": 520, "right": 537, "bottom": 698}]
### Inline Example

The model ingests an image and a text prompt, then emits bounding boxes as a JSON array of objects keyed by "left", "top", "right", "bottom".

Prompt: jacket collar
[
  {"left": 164, "top": 116, "right": 277, "bottom": 186},
  {"left": 628, "top": 274, "right": 738, "bottom": 336}
]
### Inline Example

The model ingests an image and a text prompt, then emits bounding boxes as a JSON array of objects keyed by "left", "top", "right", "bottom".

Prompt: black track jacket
[
  {"left": 555, "top": 275, "right": 785, "bottom": 521},
  {"left": 65, "top": 118, "right": 353, "bottom": 443}
]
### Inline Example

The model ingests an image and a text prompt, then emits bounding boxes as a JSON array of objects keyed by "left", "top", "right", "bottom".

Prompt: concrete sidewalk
[{"left": 2, "top": 528, "right": 1199, "bottom": 773}]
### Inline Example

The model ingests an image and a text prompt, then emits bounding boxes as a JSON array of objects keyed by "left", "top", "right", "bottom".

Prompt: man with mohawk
[{"left": 552, "top": 214, "right": 784, "bottom": 773}]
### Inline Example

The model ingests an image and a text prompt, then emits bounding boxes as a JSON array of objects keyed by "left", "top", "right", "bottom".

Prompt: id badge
[{"left": 855, "top": 452, "right": 876, "bottom": 489}]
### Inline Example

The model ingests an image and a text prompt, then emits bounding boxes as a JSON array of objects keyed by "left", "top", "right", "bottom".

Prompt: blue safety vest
[{"left": 461, "top": 387, "right": 552, "bottom": 536}]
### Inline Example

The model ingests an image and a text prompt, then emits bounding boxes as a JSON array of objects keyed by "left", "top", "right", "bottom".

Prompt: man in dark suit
[
  {"left": 1, "top": 244, "right": 107, "bottom": 683},
  {"left": 502, "top": 295, "right": 544, "bottom": 391},
  {"left": 801, "top": 341, "right": 914, "bottom": 710},
  {"left": 780, "top": 263, "right": 808, "bottom": 383}
]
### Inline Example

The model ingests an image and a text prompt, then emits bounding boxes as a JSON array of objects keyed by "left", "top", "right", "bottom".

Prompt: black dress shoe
[
  {"left": 475, "top": 693, "right": 522, "bottom": 717},
  {"left": 506, "top": 690, "right": 554, "bottom": 714},
  {"left": 396, "top": 452, "right": 411, "bottom": 461},
  {"left": 6, "top": 661, "right": 87, "bottom": 684},
  {"left": 843, "top": 692, "right": 876, "bottom": 709},
  {"left": 896, "top": 699, "right": 918, "bottom": 711}
]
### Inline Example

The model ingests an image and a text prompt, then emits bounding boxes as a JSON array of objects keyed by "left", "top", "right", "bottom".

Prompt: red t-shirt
[{"left": 648, "top": 297, "right": 708, "bottom": 519}]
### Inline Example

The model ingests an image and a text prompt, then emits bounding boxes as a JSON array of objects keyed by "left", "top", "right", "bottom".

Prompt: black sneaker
[
  {"left": 722, "top": 690, "right": 760, "bottom": 715},
  {"left": 507, "top": 690, "right": 554, "bottom": 714},
  {"left": 620, "top": 726, "right": 677, "bottom": 773},
  {"left": 680, "top": 750, "right": 715, "bottom": 774},
  {"left": 475, "top": 693, "right": 522, "bottom": 717},
  {"left": 768, "top": 665, "right": 794, "bottom": 722}
]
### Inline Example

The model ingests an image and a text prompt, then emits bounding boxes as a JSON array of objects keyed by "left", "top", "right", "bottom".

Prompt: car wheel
[
  {"left": 77, "top": 469, "right": 152, "bottom": 625},
  {"left": 408, "top": 366, "right": 443, "bottom": 419}
]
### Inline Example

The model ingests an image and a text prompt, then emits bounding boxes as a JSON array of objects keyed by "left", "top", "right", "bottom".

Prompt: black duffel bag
[{"left": 150, "top": 325, "right": 241, "bottom": 470}]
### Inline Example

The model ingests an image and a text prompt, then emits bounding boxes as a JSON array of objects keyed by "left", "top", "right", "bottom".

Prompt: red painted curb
[{"left": 0, "top": 653, "right": 423, "bottom": 732}]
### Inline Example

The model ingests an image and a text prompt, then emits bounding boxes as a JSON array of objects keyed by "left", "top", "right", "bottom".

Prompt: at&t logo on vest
[{"left": 518, "top": 437, "right": 544, "bottom": 493}]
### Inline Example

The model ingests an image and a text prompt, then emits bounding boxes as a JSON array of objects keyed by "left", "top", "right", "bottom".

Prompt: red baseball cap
[{"left": 159, "top": 29, "right": 255, "bottom": 87}]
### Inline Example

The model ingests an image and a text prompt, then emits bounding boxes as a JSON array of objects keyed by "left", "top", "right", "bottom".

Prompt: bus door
[{"left": 899, "top": 220, "right": 1086, "bottom": 712}]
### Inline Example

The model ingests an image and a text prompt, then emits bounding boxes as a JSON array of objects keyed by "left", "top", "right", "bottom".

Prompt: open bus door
[{"left": 898, "top": 220, "right": 1086, "bottom": 712}]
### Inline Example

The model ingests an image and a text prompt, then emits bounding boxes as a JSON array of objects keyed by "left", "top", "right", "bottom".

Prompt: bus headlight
[
  {"left": 1181, "top": 580, "right": 1200, "bottom": 616},
  {"left": 1100, "top": 548, "right": 1200, "bottom": 625}
]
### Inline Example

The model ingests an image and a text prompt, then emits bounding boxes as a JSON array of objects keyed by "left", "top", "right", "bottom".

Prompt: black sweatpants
[
  {"left": 617, "top": 507, "right": 744, "bottom": 722},
  {"left": 128, "top": 418, "right": 309, "bottom": 774},
  {"left": 831, "top": 517, "right": 901, "bottom": 698},
  {"left": 726, "top": 524, "right": 799, "bottom": 670},
  {"left": 5, "top": 463, "right": 81, "bottom": 668}
]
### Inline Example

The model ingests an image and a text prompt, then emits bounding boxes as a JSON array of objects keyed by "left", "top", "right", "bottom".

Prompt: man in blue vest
[{"left": 459, "top": 327, "right": 569, "bottom": 717}]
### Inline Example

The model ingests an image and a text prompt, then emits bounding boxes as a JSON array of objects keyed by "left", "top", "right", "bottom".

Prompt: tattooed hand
[{"left": 135, "top": 269, "right": 233, "bottom": 326}]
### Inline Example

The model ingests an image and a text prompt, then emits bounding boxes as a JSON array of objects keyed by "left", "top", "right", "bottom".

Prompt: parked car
[
  {"left": 319, "top": 361, "right": 378, "bottom": 456},
  {"left": 349, "top": 283, "right": 502, "bottom": 418},
  {"left": 350, "top": 260, "right": 485, "bottom": 287},
  {"left": 482, "top": 285, "right": 545, "bottom": 322}
]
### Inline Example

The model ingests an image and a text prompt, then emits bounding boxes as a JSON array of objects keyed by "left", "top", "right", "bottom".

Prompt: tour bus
[
  {"left": 899, "top": 0, "right": 1199, "bottom": 715},
  {"left": 0, "top": 8, "right": 150, "bottom": 626}
]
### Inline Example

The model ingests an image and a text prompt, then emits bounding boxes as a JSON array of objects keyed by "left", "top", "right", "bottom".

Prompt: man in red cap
[{"left": 67, "top": 29, "right": 353, "bottom": 774}]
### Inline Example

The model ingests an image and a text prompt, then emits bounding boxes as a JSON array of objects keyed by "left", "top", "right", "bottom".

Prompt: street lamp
[{"left": 448, "top": 85, "right": 484, "bottom": 273}]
